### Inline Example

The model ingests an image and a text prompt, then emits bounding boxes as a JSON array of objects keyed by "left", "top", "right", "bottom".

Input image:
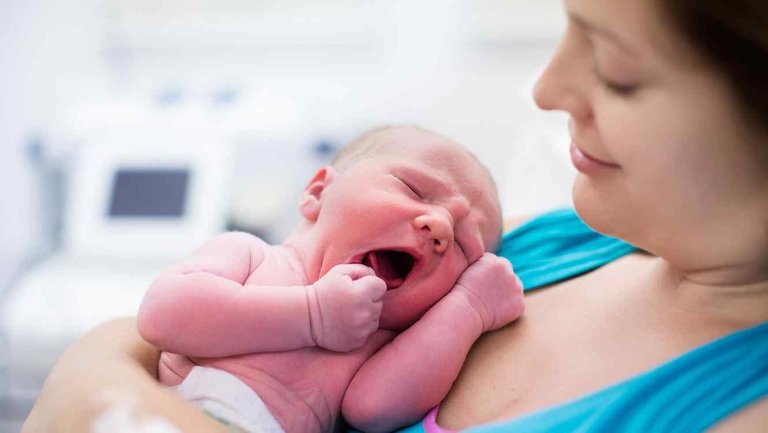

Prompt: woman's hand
[{"left": 23, "top": 318, "right": 226, "bottom": 433}]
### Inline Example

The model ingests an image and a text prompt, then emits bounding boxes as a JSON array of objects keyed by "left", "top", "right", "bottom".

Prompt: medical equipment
[{"left": 1, "top": 132, "right": 232, "bottom": 397}]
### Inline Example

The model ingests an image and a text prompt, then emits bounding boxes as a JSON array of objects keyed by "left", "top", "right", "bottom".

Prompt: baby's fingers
[
  {"left": 369, "top": 301, "right": 383, "bottom": 329},
  {"left": 332, "top": 264, "right": 376, "bottom": 280},
  {"left": 357, "top": 275, "right": 387, "bottom": 301}
]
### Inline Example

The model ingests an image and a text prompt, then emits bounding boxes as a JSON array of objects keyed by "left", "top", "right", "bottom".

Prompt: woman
[{"left": 23, "top": 0, "right": 768, "bottom": 432}]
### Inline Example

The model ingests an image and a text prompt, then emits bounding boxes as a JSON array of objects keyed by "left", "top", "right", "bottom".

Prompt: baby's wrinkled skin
[{"left": 138, "top": 127, "right": 525, "bottom": 433}]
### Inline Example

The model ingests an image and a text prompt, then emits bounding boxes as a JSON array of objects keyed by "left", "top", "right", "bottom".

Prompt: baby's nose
[{"left": 414, "top": 210, "right": 454, "bottom": 254}]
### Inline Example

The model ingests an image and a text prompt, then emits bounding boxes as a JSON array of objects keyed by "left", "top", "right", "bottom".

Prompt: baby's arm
[
  {"left": 341, "top": 254, "right": 525, "bottom": 433},
  {"left": 138, "top": 232, "right": 386, "bottom": 357},
  {"left": 137, "top": 232, "right": 315, "bottom": 356}
]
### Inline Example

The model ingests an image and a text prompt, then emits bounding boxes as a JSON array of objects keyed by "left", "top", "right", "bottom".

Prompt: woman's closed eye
[{"left": 593, "top": 66, "right": 639, "bottom": 96}]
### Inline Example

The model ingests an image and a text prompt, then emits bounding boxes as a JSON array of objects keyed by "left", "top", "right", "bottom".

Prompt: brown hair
[{"left": 656, "top": 0, "right": 768, "bottom": 129}]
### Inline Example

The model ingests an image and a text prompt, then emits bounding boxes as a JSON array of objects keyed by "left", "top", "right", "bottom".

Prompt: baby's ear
[{"left": 299, "top": 166, "right": 336, "bottom": 221}]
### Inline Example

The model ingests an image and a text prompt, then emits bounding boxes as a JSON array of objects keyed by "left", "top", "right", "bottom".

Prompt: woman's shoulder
[{"left": 503, "top": 214, "right": 534, "bottom": 232}]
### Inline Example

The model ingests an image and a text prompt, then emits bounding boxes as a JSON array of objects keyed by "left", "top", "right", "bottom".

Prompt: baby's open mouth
[{"left": 362, "top": 250, "right": 415, "bottom": 290}]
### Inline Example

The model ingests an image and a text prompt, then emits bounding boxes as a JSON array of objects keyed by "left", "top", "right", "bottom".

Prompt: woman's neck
[{"left": 648, "top": 256, "right": 768, "bottom": 328}]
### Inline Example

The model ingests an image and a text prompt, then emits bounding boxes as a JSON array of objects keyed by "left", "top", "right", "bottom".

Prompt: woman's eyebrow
[{"left": 567, "top": 10, "right": 636, "bottom": 55}]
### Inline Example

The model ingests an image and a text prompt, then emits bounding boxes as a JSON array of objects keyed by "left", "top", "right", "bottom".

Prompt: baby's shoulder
[
  {"left": 212, "top": 230, "right": 269, "bottom": 246},
  {"left": 209, "top": 231, "right": 271, "bottom": 254},
  {"left": 240, "top": 239, "right": 307, "bottom": 285},
  {"left": 200, "top": 231, "right": 271, "bottom": 272}
]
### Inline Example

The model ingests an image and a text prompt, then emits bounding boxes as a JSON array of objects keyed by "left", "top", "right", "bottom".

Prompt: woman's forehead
[{"left": 566, "top": 0, "right": 701, "bottom": 67}]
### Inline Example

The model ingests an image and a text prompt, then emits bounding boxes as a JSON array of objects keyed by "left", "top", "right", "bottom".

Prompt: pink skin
[
  {"left": 451, "top": 252, "right": 525, "bottom": 332},
  {"left": 288, "top": 134, "right": 502, "bottom": 331},
  {"left": 138, "top": 133, "right": 523, "bottom": 433},
  {"left": 534, "top": 0, "right": 768, "bottom": 276},
  {"left": 569, "top": 140, "right": 620, "bottom": 174},
  {"left": 305, "top": 264, "right": 386, "bottom": 352}
]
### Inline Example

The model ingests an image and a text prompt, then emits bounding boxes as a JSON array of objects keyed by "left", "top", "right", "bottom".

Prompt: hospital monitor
[
  {"left": 64, "top": 133, "right": 232, "bottom": 259},
  {"left": 108, "top": 168, "right": 190, "bottom": 218}
]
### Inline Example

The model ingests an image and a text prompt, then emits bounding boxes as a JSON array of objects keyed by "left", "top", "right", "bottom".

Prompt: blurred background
[{"left": 0, "top": 0, "right": 572, "bottom": 429}]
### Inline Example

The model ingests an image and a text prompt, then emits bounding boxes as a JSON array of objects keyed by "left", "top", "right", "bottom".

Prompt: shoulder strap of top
[
  {"left": 498, "top": 208, "right": 637, "bottom": 290},
  {"left": 583, "top": 320, "right": 768, "bottom": 432},
  {"left": 465, "top": 321, "right": 768, "bottom": 433}
]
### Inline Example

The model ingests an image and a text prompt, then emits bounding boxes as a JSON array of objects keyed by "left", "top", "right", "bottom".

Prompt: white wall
[
  {"left": 0, "top": 3, "right": 574, "bottom": 427},
  {"left": 0, "top": 0, "right": 573, "bottom": 270},
  {"left": 0, "top": 0, "right": 107, "bottom": 274},
  {"left": 93, "top": 0, "right": 573, "bottom": 231}
]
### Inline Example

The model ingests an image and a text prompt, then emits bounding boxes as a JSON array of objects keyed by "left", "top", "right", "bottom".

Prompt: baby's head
[
  {"left": 298, "top": 125, "right": 502, "bottom": 330},
  {"left": 330, "top": 125, "right": 502, "bottom": 248},
  {"left": 331, "top": 125, "right": 501, "bottom": 233}
]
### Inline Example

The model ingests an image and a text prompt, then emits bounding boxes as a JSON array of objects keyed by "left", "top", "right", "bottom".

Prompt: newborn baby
[{"left": 137, "top": 125, "right": 525, "bottom": 433}]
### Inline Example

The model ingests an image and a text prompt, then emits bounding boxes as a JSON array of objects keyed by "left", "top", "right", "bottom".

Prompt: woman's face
[{"left": 534, "top": 0, "right": 768, "bottom": 272}]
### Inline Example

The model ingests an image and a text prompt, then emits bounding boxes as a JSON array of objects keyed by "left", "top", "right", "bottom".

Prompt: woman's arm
[{"left": 23, "top": 318, "right": 226, "bottom": 433}]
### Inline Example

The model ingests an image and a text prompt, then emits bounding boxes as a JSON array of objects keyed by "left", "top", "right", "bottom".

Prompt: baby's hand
[
  {"left": 453, "top": 253, "right": 525, "bottom": 332},
  {"left": 305, "top": 264, "right": 387, "bottom": 352}
]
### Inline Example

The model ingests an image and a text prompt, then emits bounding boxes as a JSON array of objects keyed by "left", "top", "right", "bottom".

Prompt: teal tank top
[{"left": 391, "top": 208, "right": 768, "bottom": 433}]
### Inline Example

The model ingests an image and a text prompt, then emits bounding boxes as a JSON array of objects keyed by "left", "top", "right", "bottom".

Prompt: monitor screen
[{"left": 107, "top": 168, "right": 190, "bottom": 218}]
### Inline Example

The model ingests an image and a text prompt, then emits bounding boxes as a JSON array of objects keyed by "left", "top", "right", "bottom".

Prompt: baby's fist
[
  {"left": 453, "top": 253, "right": 524, "bottom": 332},
  {"left": 306, "top": 264, "right": 386, "bottom": 352}
]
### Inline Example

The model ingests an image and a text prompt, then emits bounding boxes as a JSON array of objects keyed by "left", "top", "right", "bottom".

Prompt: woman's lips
[{"left": 569, "top": 141, "right": 620, "bottom": 174}]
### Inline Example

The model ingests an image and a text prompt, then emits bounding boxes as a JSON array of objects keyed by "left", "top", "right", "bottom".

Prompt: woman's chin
[{"left": 571, "top": 175, "right": 622, "bottom": 239}]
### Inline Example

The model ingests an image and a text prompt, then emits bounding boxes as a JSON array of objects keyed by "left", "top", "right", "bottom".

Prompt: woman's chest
[{"left": 437, "top": 255, "right": 722, "bottom": 430}]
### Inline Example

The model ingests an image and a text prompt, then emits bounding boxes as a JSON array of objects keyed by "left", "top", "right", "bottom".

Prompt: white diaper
[{"left": 175, "top": 366, "right": 285, "bottom": 433}]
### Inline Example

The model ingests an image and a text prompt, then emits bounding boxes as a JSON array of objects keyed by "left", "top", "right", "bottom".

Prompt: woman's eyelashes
[{"left": 593, "top": 66, "right": 639, "bottom": 96}]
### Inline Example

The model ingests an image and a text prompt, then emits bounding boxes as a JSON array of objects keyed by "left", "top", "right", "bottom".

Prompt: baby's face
[{"left": 311, "top": 130, "right": 501, "bottom": 330}]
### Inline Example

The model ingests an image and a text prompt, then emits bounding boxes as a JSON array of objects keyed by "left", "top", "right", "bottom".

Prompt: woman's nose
[
  {"left": 533, "top": 26, "right": 591, "bottom": 120},
  {"left": 414, "top": 210, "right": 454, "bottom": 254}
]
